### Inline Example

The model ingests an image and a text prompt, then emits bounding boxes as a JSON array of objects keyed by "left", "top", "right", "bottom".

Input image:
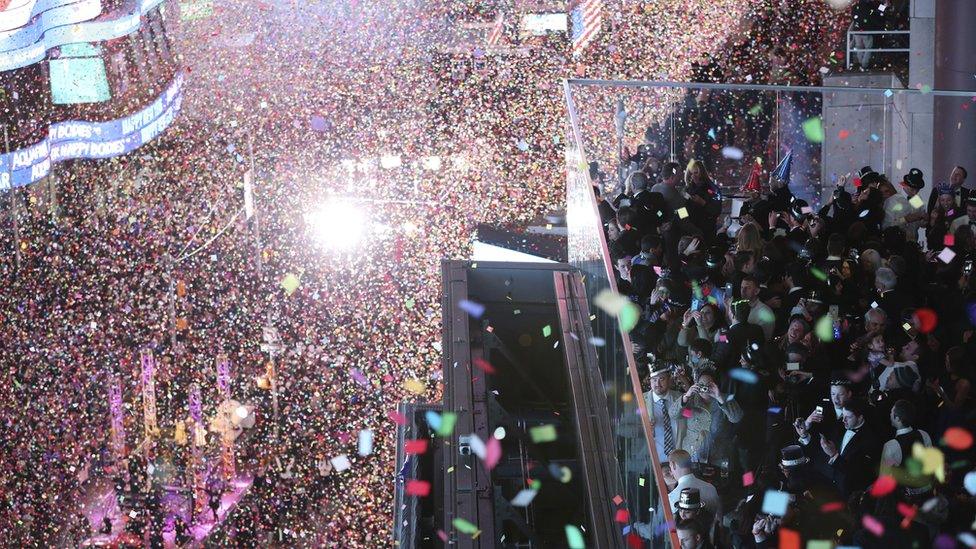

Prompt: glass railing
[{"left": 563, "top": 79, "right": 976, "bottom": 547}]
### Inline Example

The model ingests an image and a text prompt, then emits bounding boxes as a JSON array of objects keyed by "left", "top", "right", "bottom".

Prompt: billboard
[
  {"left": 49, "top": 43, "right": 112, "bottom": 104},
  {"left": 0, "top": 0, "right": 165, "bottom": 72},
  {"left": 0, "top": 71, "right": 184, "bottom": 189}
]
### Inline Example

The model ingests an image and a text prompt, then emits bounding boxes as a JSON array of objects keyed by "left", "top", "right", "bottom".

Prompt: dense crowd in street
[{"left": 0, "top": 0, "right": 945, "bottom": 546}]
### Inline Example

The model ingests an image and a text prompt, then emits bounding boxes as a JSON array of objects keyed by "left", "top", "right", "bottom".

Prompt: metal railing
[{"left": 846, "top": 26, "right": 911, "bottom": 70}]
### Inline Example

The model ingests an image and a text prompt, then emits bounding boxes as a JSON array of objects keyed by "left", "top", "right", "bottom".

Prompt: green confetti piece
[
  {"left": 638, "top": 476, "right": 645, "bottom": 487},
  {"left": 437, "top": 412, "right": 457, "bottom": 437},
  {"left": 748, "top": 104, "right": 762, "bottom": 116},
  {"left": 618, "top": 302, "right": 640, "bottom": 333},
  {"left": 691, "top": 280, "right": 702, "bottom": 300},
  {"left": 814, "top": 315, "right": 835, "bottom": 342},
  {"left": 542, "top": 324, "right": 552, "bottom": 337},
  {"left": 405, "top": 298, "right": 415, "bottom": 309},
  {"left": 565, "top": 525, "right": 586, "bottom": 549},
  {"left": 921, "top": 84, "right": 932, "bottom": 94},
  {"left": 530, "top": 479, "right": 542, "bottom": 490},
  {"left": 530, "top": 424, "right": 557, "bottom": 443},
  {"left": 280, "top": 273, "right": 300, "bottom": 295},
  {"left": 806, "top": 541, "right": 833, "bottom": 549},
  {"left": 809, "top": 267, "right": 827, "bottom": 282},
  {"left": 757, "top": 307, "right": 776, "bottom": 324},
  {"left": 453, "top": 518, "right": 480, "bottom": 536},
  {"left": 802, "top": 117, "right": 825, "bottom": 143}
]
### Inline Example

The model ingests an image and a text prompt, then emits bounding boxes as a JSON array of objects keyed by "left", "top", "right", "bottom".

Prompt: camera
[{"left": 458, "top": 435, "right": 472, "bottom": 456}]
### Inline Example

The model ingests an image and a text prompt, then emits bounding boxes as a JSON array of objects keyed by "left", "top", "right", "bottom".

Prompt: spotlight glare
[
  {"left": 421, "top": 156, "right": 442, "bottom": 171},
  {"left": 380, "top": 154, "right": 402, "bottom": 169},
  {"left": 304, "top": 201, "right": 366, "bottom": 250}
]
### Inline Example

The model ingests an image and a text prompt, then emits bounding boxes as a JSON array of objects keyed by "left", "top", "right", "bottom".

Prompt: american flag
[
  {"left": 570, "top": 0, "right": 603, "bottom": 56},
  {"left": 487, "top": 13, "right": 504, "bottom": 46}
]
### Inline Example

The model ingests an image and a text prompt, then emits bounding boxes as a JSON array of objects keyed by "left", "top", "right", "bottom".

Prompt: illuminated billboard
[
  {"left": 0, "top": 0, "right": 165, "bottom": 72},
  {"left": 0, "top": 71, "right": 184, "bottom": 189}
]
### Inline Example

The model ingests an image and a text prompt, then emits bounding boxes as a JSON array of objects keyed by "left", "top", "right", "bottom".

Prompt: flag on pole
[
  {"left": 570, "top": 0, "right": 603, "bottom": 57},
  {"left": 487, "top": 13, "right": 505, "bottom": 46}
]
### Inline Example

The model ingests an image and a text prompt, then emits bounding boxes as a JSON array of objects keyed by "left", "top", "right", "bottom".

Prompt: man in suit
[
  {"left": 715, "top": 300, "right": 765, "bottom": 370},
  {"left": 815, "top": 399, "right": 881, "bottom": 498},
  {"left": 948, "top": 195, "right": 976, "bottom": 237},
  {"left": 643, "top": 360, "right": 685, "bottom": 461},
  {"left": 873, "top": 267, "right": 915, "bottom": 325},
  {"left": 667, "top": 449, "right": 720, "bottom": 520},
  {"left": 927, "top": 165, "right": 969, "bottom": 214}
]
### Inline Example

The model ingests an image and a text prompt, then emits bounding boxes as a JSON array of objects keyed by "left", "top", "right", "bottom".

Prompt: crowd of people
[
  {"left": 0, "top": 0, "right": 934, "bottom": 546},
  {"left": 599, "top": 154, "right": 976, "bottom": 545}
]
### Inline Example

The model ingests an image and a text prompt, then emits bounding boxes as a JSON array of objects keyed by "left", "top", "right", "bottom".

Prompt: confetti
[
  {"left": 404, "top": 439, "right": 429, "bottom": 455},
  {"left": 530, "top": 424, "right": 558, "bottom": 443},
  {"left": 938, "top": 248, "right": 957, "bottom": 264},
  {"left": 565, "top": 525, "right": 586, "bottom": 549},
  {"left": 280, "top": 273, "right": 300, "bottom": 295},
  {"left": 943, "top": 427, "right": 973, "bottom": 450},
  {"left": 511, "top": 488, "right": 539, "bottom": 507},
  {"left": 453, "top": 518, "right": 481, "bottom": 536},
  {"left": 405, "top": 480, "right": 431, "bottom": 496},
  {"left": 729, "top": 368, "right": 758, "bottom": 384},
  {"left": 802, "top": 117, "right": 825, "bottom": 143},
  {"left": 869, "top": 475, "right": 897, "bottom": 497},
  {"left": 358, "top": 429, "right": 374, "bottom": 456},
  {"left": 404, "top": 378, "right": 426, "bottom": 395},
  {"left": 330, "top": 454, "right": 351, "bottom": 472},
  {"left": 459, "top": 299, "right": 485, "bottom": 318},
  {"left": 762, "top": 489, "right": 790, "bottom": 516}
]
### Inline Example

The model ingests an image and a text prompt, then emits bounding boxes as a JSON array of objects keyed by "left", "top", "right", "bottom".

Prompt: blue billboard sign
[
  {"left": 0, "top": 0, "right": 165, "bottom": 72},
  {"left": 0, "top": 71, "right": 183, "bottom": 190}
]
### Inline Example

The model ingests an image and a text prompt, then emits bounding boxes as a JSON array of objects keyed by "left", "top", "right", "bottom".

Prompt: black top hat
[
  {"left": 901, "top": 168, "right": 925, "bottom": 190},
  {"left": 966, "top": 195, "right": 976, "bottom": 208},
  {"left": 858, "top": 166, "right": 883, "bottom": 186},
  {"left": 780, "top": 444, "right": 810, "bottom": 467},
  {"left": 676, "top": 487, "right": 704, "bottom": 510}
]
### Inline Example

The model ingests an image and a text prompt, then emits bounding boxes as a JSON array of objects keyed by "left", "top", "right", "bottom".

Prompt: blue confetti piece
[
  {"left": 729, "top": 368, "right": 758, "bottom": 384},
  {"left": 707, "top": 128, "right": 716, "bottom": 140},
  {"left": 761, "top": 489, "right": 790, "bottom": 516},
  {"left": 622, "top": 525, "right": 631, "bottom": 536},
  {"left": 884, "top": 89, "right": 893, "bottom": 98},
  {"left": 655, "top": 520, "right": 675, "bottom": 535},
  {"left": 870, "top": 134, "right": 880, "bottom": 142},
  {"left": 767, "top": 407, "right": 783, "bottom": 414},
  {"left": 459, "top": 299, "right": 485, "bottom": 318},
  {"left": 425, "top": 410, "right": 442, "bottom": 431}
]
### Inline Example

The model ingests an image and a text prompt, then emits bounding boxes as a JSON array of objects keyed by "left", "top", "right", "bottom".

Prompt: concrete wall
[{"left": 821, "top": 73, "right": 903, "bottom": 205}]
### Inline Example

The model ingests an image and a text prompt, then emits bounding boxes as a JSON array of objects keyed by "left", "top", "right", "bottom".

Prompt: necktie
[{"left": 660, "top": 399, "right": 675, "bottom": 456}]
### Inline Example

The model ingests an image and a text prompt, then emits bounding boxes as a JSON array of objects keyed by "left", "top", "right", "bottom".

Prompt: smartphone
[
  {"left": 787, "top": 362, "right": 800, "bottom": 371},
  {"left": 829, "top": 305, "right": 841, "bottom": 340},
  {"left": 814, "top": 405, "right": 823, "bottom": 414}
]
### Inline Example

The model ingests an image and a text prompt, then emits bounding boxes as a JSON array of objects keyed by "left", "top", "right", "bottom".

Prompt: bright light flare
[
  {"left": 380, "top": 154, "right": 402, "bottom": 169},
  {"left": 304, "top": 201, "right": 366, "bottom": 250},
  {"left": 421, "top": 156, "right": 442, "bottom": 171}
]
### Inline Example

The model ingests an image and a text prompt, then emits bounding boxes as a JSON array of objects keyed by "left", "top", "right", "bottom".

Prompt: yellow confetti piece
[
  {"left": 677, "top": 207, "right": 689, "bottom": 219},
  {"left": 909, "top": 195, "right": 924, "bottom": 209},
  {"left": 913, "top": 443, "right": 945, "bottom": 482},
  {"left": 404, "top": 378, "right": 426, "bottom": 395}
]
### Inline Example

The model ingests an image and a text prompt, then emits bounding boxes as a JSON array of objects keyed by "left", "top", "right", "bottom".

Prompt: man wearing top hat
[
  {"left": 882, "top": 169, "right": 926, "bottom": 241},
  {"left": 642, "top": 359, "right": 686, "bottom": 462}
]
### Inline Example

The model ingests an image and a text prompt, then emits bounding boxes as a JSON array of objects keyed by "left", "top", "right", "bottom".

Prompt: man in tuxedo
[
  {"left": 873, "top": 267, "right": 915, "bottom": 325},
  {"left": 714, "top": 300, "right": 765, "bottom": 370},
  {"left": 815, "top": 399, "right": 881, "bottom": 498},
  {"left": 948, "top": 195, "right": 976, "bottom": 237}
]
